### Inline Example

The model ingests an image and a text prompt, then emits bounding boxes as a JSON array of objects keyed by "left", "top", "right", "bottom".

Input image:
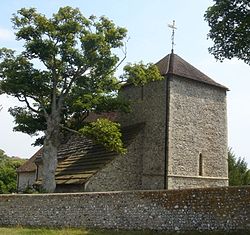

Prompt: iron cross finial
[{"left": 168, "top": 20, "right": 177, "bottom": 53}]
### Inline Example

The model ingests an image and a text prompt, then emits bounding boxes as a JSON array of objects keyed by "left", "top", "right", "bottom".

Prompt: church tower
[{"left": 119, "top": 52, "right": 228, "bottom": 189}]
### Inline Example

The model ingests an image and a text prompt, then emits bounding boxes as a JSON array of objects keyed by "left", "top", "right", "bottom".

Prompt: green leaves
[
  {"left": 122, "top": 62, "right": 163, "bottom": 86},
  {"left": 0, "top": 7, "right": 163, "bottom": 155},
  {"left": 80, "top": 118, "right": 126, "bottom": 154},
  {"left": 9, "top": 107, "right": 46, "bottom": 135},
  {"left": 228, "top": 148, "right": 250, "bottom": 186},
  {"left": 0, "top": 50, "right": 51, "bottom": 100},
  {"left": 205, "top": 0, "right": 250, "bottom": 64},
  {"left": 1, "top": 7, "right": 128, "bottom": 137},
  {"left": 0, "top": 149, "right": 26, "bottom": 194}
]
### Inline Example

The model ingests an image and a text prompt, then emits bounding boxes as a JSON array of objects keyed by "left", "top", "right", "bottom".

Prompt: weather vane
[{"left": 168, "top": 20, "right": 177, "bottom": 53}]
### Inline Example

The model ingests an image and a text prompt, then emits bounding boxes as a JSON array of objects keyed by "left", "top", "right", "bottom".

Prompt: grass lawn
[
  {"left": 0, "top": 227, "right": 166, "bottom": 235},
  {"left": 0, "top": 227, "right": 248, "bottom": 235}
]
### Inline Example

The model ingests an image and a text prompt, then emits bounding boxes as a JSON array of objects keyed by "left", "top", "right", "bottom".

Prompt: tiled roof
[
  {"left": 17, "top": 112, "right": 119, "bottom": 173},
  {"left": 16, "top": 148, "right": 42, "bottom": 173},
  {"left": 84, "top": 112, "right": 118, "bottom": 122},
  {"left": 54, "top": 137, "right": 117, "bottom": 185},
  {"left": 156, "top": 53, "right": 228, "bottom": 90},
  {"left": 32, "top": 123, "right": 144, "bottom": 185}
]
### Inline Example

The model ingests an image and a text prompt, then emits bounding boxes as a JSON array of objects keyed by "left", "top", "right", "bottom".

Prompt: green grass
[
  {"left": 0, "top": 227, "right": 164, "bottom": 235},
  {"left": 0, "top": 227, "right": 248, "bottom": 235},
  {"left": 0, "top": 228, "right": 160, "bottom": 235},
  {"left": 0, "top": 227, "right": 83, "bottom": 235}
]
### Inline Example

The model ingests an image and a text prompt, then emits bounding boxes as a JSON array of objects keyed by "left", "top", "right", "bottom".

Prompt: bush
[{"left": 0, "top": 149, "right": 26, "bottom": 193}]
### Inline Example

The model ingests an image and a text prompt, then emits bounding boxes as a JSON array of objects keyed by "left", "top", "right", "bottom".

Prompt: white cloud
[{"left": 0, "top": 27, "right": 14, "bottom": 41}]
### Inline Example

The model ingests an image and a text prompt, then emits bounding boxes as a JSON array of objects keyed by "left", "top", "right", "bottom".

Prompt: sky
[{"left": 0, "top": 0, "right": 249, "bottom": 166}]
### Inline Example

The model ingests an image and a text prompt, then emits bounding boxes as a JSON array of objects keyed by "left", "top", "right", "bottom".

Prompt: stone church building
[{"left": 17, "top": 52, "right": 229, "bottom": 192}]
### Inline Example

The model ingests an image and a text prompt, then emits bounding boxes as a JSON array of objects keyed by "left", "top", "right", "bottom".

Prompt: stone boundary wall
[{"left": 0, "top": 187, "right": 249, "bottom": 233}]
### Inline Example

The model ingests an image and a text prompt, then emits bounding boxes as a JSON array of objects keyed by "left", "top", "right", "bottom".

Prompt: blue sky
[{"left": 0, "top": 0, "right": 249, "bottom": 165}]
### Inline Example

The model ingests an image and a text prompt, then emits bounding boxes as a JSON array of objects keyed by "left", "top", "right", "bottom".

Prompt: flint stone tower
[{"left": 119, "top": 52, "right": 228, "bottom": 189}]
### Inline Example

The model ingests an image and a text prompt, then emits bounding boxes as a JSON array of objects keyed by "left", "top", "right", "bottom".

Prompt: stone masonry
[
  {"left": 168, "top": 75, "right": 228, "bottom": 189},
  {"left": 119, "top": 80, "right": 167, "bottom": 189},
  {"left": 85, "top": 128, "right": 144, "bottom": 191},
  {"left": 17, "top": 172, "right": 36, "bottom": 192},
  {"left": 0, "top": 187, "right": 249, "bottom": 232}
]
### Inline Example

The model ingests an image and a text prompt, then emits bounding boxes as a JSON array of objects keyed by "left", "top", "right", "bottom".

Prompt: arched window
[{"left": 199, "top": 153, "right": 203, "bottom": 176}]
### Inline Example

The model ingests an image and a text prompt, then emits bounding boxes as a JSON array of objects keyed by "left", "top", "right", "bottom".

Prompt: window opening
[{"left": 199, "top": 153, "right": 203, "bottom": 176}]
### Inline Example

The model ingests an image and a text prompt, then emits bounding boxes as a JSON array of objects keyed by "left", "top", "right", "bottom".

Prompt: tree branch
[
  {"left": 51, "top": 59, "right": 58, "bottom": 114},
  {"left": 57, "top": 65, "right": 88, "bottom": 109},
  {"left": 63, "top": 66, "right": 84, "bottom": 96},
  {"left": 60, "top": 124, "right": 81, "bottom": 135},
  {"left": 105, "top": 41, "right": 127, "bottom": 78},
  {"left": 26, "top": 95, "right": 49, "bottom": 120},
  {"left": 94, "top": 41, "right": 128, "bottom": 87},
  {"left": 57, "top": 39, "right": 128, "bottom": 111},
  {"left": 17, "top": 96, "right": 40, "bottom": 114}
]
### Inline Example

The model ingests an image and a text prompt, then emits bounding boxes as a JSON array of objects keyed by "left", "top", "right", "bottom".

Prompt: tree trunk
[{"left": 41, "top": 115, "right": 60, "bottom": 193}]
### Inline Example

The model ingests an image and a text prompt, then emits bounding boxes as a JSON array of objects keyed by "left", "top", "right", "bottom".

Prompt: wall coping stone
[{"left": 0, "top": 185, "right": 245, "bottom": 197}]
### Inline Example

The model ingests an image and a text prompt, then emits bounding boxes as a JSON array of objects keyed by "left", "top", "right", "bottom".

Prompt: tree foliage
[
  {"left": 228, "top": 148, "right": 250, "bottom": 186},
  {"left": 0, "top": 7, "right": 163, "bottom": 192},
  {"left": 0, "top": 7, "right": 128, "bottom": 140},
  {"left": 204, "top": 0, "right": 250, "bottom": 64},
  {"left": 122, "top": 62, "right": 163, "bottom": 86},
  {"left": 0, "top": 149, "right": 26, "bottom": 194},
  {"left": 80, "top": 118, "right": 126, "bottom": 154}
]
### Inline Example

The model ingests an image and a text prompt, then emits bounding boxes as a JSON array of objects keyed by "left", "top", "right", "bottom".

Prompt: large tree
[
  {"left": 0, "top": 7, "right": 162, "bottom": 192},
  {"left": 204, "top": 0, "right": 250, "bottom": 64}
]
